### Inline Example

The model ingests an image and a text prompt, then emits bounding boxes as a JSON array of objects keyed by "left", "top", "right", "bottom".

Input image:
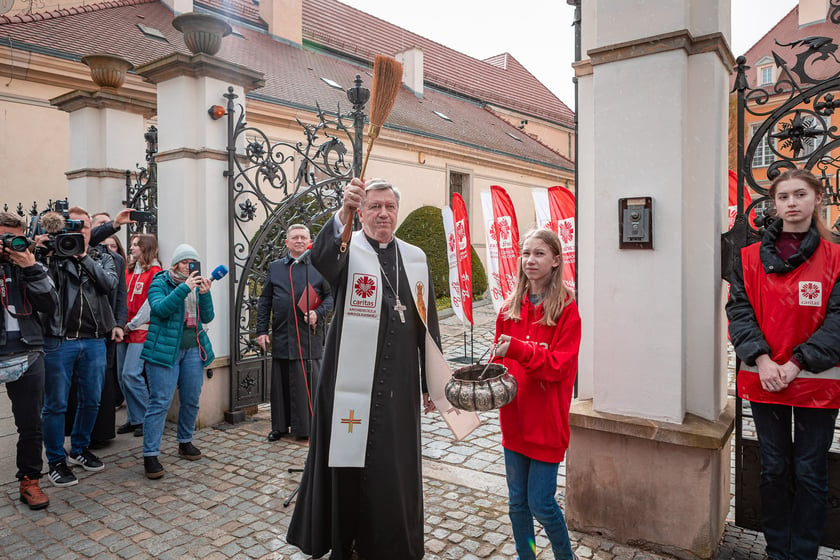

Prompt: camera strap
[{"left": 0, "top": 268, "right": 33, "bottom": 318}]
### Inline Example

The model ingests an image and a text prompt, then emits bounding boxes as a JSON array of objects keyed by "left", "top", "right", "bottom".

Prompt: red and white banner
[
  {"left": 532, "top": 187, "right": 576, "bottom": 292},
  {"left": 490, "top": 185, "right": 520, "bottom": 302},
  {"left": 548, "top": 186, "right": 576, "bottom": 292},
  {"left": 442, "top": 206, "right": 467, "bottom": 325},
  {"left": 728, "top": 169, "right": 753, "bottom": 230},
  {"left": 480, "top": 192, "right": 504, "bottom": 312},
  {"left": 452, "top": 193, "right": 474, "bottom": 325}
]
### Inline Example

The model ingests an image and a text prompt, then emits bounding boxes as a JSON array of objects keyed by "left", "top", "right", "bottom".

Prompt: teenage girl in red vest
[
  {"left": 117, "top": 234, "right": 161, "bottom": 437},
  {"left": 727, "top": 168, "right": 840, "bottom": 560},
  {"left": 493, "top": 228, "right": 581, "bottom": 560}
]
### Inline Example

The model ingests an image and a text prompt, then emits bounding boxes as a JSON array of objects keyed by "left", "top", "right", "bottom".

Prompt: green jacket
[{"left": 141, "top": 270, "right": 215, "bottom": 368}]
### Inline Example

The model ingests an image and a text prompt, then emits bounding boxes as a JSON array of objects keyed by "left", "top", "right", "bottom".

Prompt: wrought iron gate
[
  {"left": 726, "top": 34, "right": 840, "bottom": 547},
  {"left": 224, "top": 79, "right": 368, "bottom": 411},
  {"left": 125, "top": 125, "right": 159, "bottom": 236}
]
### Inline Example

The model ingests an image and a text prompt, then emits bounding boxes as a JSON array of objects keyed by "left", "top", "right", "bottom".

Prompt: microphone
[
  {"left": 211, "top": 264, "right": 229, "bottom": 281},
  {"left": 40, "top": 212, "right": 66, "bottom": 235},
  {"left": 293, "top": 244, "right": 313, "bottom": 265}
]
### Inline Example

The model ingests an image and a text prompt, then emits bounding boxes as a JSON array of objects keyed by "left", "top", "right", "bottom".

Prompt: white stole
[{"left": 329, "top": 231, "right": 480, "bottom": 468}]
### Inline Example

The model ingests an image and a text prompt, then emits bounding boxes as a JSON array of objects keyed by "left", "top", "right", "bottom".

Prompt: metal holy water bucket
[{"left": 445, "top": 362, "right": 517, "bottom": 412}]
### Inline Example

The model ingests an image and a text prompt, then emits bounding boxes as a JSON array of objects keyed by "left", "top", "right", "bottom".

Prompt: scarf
[{"left": 169, "top": 269, "right": 199, "bottom": 328}]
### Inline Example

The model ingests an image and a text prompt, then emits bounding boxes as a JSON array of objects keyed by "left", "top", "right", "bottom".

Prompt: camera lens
[{"left": 55, "top": 233, "right": 86, "bottom": 257}]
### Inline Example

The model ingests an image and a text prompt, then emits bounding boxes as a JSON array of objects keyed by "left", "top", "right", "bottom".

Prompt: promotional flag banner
[
  {"left": 441, "top": 206, "right": 467, "bottom": 324},
  {"left": 532, "top": 189, "right": 551, "bottom": 230},
  {"left": 490, "top": 185, "right": 520, "bottom": 302},
  {"left": 480, "top": 191, "right": 504, "bottom": 313},
  {"left": 452, "top": 193, "right": 474, "bottom": 325},
  {"left": 547, "top": 186, "right": 576, "bottom": 292},
  {"left": 728, "top": 169, "right": 753, "bottom": 230}
]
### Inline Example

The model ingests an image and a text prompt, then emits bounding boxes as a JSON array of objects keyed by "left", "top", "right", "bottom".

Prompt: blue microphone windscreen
[{"left": 211, "top": 264, "right": 229, "bottom": 280}]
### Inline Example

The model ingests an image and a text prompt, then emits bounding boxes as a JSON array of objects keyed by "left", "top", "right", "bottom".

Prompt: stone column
[
  {"left": 568, "top": 3, "right": 734, "bottom": 558},
  {"left": 51, "top": 54, "right": 155, "bottom": 218},
  {"left": 136, "top": 52, "right": 264, "bottom": 426}
]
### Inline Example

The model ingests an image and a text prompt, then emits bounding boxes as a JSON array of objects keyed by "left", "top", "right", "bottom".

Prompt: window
[
  {"left": 759, "top": 65, "right": 774, "bottom": 86},
  {"left": 433, "top": 110, "right": 452, "bottom": 122},
  {"left": 751, "top": 123, "right": 775, "bottom": 168},
  {"left": 137, "top": 24, "right": 168, "bottom": 42},
  {"left": 448, "top": 170, "right": 470, "bottom": 210},
  {"left": 320, "top": 77, "right": 344, "bottom": 90}
]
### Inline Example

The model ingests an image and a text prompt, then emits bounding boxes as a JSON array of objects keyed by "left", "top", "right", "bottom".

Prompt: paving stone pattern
[{"left": 1, "top": 299, "right": 839, "bottom": 559}]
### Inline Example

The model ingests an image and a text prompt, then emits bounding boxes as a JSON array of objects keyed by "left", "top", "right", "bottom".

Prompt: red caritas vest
[{"left": 738, "top": 239, "right": 840, "bottom": 408}]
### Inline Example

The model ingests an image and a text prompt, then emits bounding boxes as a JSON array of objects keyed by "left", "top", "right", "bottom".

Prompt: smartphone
[
  {"left": 188, "top": 261, "right": 201, "bottom": 276},
  {"left": 129, "top": 210, "right": 155, "bottom": 223}
]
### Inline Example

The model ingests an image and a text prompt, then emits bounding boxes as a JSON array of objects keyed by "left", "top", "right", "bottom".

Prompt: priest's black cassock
[{"left": 286, "top": 219, "right": 440, "bottom": 560}]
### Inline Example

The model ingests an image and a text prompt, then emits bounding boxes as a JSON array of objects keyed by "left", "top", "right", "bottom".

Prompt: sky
[{"left": 338, "top": 0, "right": 799, "bottom": 110}]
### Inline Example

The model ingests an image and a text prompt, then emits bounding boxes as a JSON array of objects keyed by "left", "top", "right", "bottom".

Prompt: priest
[{"left": 287, "top": 177, "right": 439, "bottom": 560}]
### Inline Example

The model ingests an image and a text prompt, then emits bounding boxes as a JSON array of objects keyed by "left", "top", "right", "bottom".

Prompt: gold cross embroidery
[{"left": 341, "top": 409, "right": 362, "bottom": 433}]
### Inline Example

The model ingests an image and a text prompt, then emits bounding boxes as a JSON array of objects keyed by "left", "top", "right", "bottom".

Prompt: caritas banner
[
  {"left": 728, "top": 169, "right": 753, "bottom": 230},
  {"left": 441, "top": 206, "right": 467, "bottom": 324},
  {"left": 480, "top": 191, "right": 504, "bottom": 312},
  {"left": 452, "top": 193, "right": 474, "bottom": 325},
  {"left": 490, "top": 185, "right": 520, "bottom": 302},
  {"left": 548, "top": 186, "right": 576, "bottom": 292}
]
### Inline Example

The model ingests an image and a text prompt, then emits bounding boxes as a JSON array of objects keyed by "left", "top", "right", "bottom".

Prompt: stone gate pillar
[
  {"left": 51, "top": 54, "right": 155, "bottom": 218},
  {"left": 136, "top": 52, "right": 264, "bottom": 426},
  {"left": 569, "top": 2, "right": 734, "bottom": 558}
]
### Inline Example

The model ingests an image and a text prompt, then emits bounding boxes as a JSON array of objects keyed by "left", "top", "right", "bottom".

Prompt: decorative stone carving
[
  {"left": 172, "top": 12, "right": 232, "bottom": 56},
  {"left": 81, "top": 53, "right": 134, "bottom": 90}
]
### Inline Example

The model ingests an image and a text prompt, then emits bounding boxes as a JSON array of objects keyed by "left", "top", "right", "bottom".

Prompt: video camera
[{"left": 29, "top": 200, "right": 86, "bottom": 258}]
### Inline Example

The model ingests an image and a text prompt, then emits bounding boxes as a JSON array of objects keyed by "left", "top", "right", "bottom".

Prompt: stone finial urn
[
  {"left": 81, "top": 53, "right": 134, "bottom": 90},
  {"left": 172, "top": 12, "right": 232, "bottom": 56}
]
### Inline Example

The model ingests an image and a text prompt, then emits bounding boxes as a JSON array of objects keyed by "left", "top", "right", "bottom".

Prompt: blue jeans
[
  {"left": 143, "top": 347, "right": 204, "bottom": 456},
  {"left": 42, "top": 337, "right": 106, "bottom": 465},
  {"left": 750, "top": 402, "right": 838, "bottom": 560},
  {"left": 504, "top": 448, "right": 574, "bottom": 560},
  {"left": 119, "top": 342, "right": 149, "bottom": 425}
]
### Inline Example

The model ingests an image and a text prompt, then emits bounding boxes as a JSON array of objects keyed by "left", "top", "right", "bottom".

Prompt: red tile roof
[
  {"left": 0, "top": 0, "right": 573, "bottom": 171},
  {"left": 302, "top": 0, "right": 574, "bottom": 127}
]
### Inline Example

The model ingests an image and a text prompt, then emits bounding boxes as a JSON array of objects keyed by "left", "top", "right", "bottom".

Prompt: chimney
[
  {"left": 161, "top": 0, "right": 192, "bottom": 15},
  {"left": 799, "top": 0, "right": 828, "bottom": 26},
  {"left": 396, "top": 48, "right": 423, "bottom": 98},
  {"left": 260, "top": 0, "right": 302, "bottom": 45}
]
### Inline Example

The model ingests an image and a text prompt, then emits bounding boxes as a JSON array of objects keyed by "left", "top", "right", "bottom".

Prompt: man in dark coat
[
  {"left": 287, "top": 178, "right": 439, "bottom": 560},
  {"left": 256, "top": 223, "right": 333, "bottom": 441}
]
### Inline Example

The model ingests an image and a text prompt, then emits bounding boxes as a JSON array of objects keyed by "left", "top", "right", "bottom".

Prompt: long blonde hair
[{"left": 503, "top": 228, "right": 571, "bottom": 326}]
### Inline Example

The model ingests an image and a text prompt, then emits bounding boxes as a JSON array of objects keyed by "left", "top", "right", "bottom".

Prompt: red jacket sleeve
[{"left": 505, "top": 301, "right": 581, "bottom": 383}]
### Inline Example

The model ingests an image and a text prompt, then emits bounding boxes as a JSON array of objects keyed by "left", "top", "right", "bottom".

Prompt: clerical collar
[{"left": 364, "top": 233, "right": 395, "bottom": 251}]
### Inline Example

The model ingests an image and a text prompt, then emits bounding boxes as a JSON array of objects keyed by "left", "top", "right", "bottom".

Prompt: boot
[
  {"left": 178, "top": 441, "right": 202, "bottom": 461},
  {"left": 144, "top": 456, "right": 165, "bottom": 479},
  {"left": 19, "top": 476, "right": 49, "bottom": 510}
]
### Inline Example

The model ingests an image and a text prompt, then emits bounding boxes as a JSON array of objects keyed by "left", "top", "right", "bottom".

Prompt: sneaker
[
  {"left": 67, "top": 449, "right": 105, "bottom": 472},
  {"left": 19, "top": 476, "right": 49, "bottom": 510},
  {"left": 178, "top": 441, "right": 202, "bottom": 461},
  {"left": 47, "top": 461, "right": 78, "bottom": 487},
  {"left": 144, "top": 456, "right": 165, "bottom": 479}
]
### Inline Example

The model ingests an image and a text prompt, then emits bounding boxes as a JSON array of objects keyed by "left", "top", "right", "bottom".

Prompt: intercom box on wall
[{"left": 618, "top": 197, "right": 653, "bottom": 250}]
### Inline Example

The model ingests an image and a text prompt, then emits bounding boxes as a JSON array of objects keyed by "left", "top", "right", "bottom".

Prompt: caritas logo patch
[
  {"left": 350, "top": 273, "right": 378, "bottom": 316},
  {"left": 799, "top": 281, "right": 822, "bottom": 307}
]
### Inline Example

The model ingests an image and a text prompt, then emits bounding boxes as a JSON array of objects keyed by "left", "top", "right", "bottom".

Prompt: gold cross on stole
[{"left": 341, "top": 409, "right": 362, "bottom": 433}]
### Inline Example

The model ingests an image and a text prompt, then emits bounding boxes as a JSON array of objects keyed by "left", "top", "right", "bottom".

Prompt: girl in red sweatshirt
[{"left": 493, "top": 228, "right": 581, "bottom": 560}]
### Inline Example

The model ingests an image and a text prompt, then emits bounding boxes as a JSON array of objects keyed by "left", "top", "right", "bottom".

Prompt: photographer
[
  {"left": 38, "top": 206, "right": 118, "bottom": 488},
  {"left": 0, "top": 211, "right": 58, "bottom": 510}
]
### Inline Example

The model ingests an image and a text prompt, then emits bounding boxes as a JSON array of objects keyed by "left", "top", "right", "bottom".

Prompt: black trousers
[
  {"left": 270, "top": 358, "right": 319, "bottom": 437},
  {"left": 5, "top": 354, "right": 45, "bottom": 479}
]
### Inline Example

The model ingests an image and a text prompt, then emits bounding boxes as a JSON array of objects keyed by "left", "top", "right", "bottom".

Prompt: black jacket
[
  {"left": 727, "top": 219, "right": 840, "bottom": 371},
  {"left": 256, "top": 254, "right": 333, "bottom": 360},
  {"left": 0, "top": 261, "right": 58, "bottom": 352},
  {"left": 40, "top": 248, "right": 118, "bottom": 338}
]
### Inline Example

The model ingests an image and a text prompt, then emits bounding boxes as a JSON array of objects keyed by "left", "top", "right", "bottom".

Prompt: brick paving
[{"left": 1, "top": 298, "right": 839, "bottom": 559}]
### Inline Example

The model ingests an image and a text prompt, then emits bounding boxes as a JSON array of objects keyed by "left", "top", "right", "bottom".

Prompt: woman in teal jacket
[{"left": 140, "top": 244, "right": 214, "bottom": 479}]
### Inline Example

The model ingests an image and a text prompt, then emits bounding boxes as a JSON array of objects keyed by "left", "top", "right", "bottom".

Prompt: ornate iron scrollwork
[
  {"left": 124, "top": 125, "right": 159, "bottom": 236},
  {"left": 226, "top": 77, "right": 369, "bottom": 410}
]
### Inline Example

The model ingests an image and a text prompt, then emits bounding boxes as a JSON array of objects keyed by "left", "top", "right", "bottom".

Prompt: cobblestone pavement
[{"left": 1, "top": 298, "right": 839, "bottom": 559}]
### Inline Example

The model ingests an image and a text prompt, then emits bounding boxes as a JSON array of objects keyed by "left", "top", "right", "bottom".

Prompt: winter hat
[{"left": 170, "top": 243, "right": 200, "bottom": 266}]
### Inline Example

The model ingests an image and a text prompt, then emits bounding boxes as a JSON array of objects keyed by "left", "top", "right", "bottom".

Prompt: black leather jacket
[
  {"left": 0, "top": 261, "right": 58, "bottom": 352},
  {"left": 40, "top": 248, "right": 118, "bottom": 338}
]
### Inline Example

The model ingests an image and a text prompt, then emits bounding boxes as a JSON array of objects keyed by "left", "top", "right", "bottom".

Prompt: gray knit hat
[{"left": 170, "top": 243, "right": 199, "bottom": 266}]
